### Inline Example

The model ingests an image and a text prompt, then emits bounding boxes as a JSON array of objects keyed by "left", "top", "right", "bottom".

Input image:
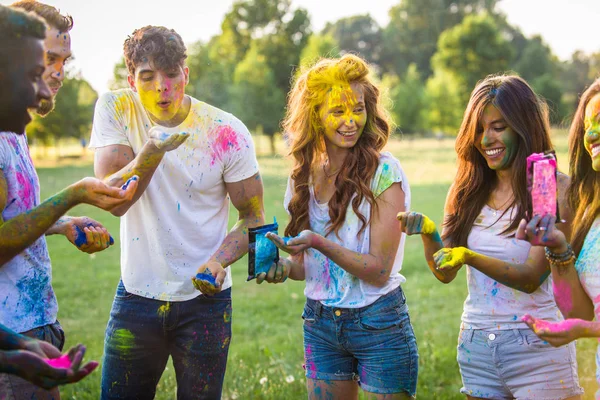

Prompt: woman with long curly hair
[
  {"left": 522, "top": 78, "right": 600, "bottom": 397},
  {"left": 261, "top": 54, "right": 418, "bottom": 399},
  {"left": 398, "top": 75, "right": 582, "bottom": 399}
]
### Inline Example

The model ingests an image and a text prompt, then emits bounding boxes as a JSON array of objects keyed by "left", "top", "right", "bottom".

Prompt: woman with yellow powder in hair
[
  {"left": 262, "top": 54, "right": 418, "bottom": 398},
  {"left": 399, "top": 75, "right": 582, "bottom": 399}
]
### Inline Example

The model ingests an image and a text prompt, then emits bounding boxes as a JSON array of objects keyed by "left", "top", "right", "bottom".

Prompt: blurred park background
[{"left": 7, "top": 0, "right": 600, "bottom": 398}]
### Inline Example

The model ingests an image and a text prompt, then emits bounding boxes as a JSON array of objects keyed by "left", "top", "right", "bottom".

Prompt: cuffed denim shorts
[
  {"left": 302, "top": 286, "right": 418, "bottom": 396},
  {"left": 458, "top": 327, "right": 583, "bottom": 399}
]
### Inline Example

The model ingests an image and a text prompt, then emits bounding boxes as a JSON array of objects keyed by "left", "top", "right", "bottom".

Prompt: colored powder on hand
[
  {"left": 282, "top": 237, "right": 293, "bottom": 245},
  {"left": 46, "top": 354, "right": 71, "bottom": 369},
  {"left": 74, "top": 224, "right": 114, "bottom": 247},
  {"left": 422, "top": 217, "right": 436, "bottom": 235},
  {"left": 195, "top": 271, "right": 218, "bottom": 287},
  {"left": 121, "top": 176, "right": 138, "bottom": 190}
]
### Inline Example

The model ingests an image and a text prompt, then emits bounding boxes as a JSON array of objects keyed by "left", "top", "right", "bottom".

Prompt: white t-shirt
[
  {"left": 0, "top": 132, "right": 57, "bottom": 333},
  {"left": 462, "top": 205, "right": 562, "bottom": 330},
  {"left": 89, "top": 89, "right": 259, "bottom": 301},
  {"left": 573, "top": 216, "right": 600, "bottom": 396},
  {"left": 284, "top": 152, "right": 410, "bottom": 308}
]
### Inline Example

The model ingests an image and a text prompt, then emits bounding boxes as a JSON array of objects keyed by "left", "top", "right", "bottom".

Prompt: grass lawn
[{"left": 33, "top": 133, "right": 597, "bottom": 399}]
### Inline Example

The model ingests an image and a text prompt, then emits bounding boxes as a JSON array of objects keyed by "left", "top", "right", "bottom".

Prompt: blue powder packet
[
  {"left": 247, "top": 218, "right": 280, "bottom": 281},
  {"left": 74, "top": 224, "right": 114, "bottom": 247},
  {"left": 193, "top": 271, "right": 218, "bottom": 289}
]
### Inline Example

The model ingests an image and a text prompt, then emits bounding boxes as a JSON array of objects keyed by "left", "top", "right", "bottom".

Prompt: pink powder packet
[
  {"left": 45, "top": 354, "right": 71, "bottom": 369},
  {"left": 526, "top": 152, "right": 558, "bottom": 218}
]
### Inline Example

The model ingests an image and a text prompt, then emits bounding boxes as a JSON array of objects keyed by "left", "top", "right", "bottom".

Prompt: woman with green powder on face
[{"left": 399, "top": 75, "right": 582, "bottom": 399}]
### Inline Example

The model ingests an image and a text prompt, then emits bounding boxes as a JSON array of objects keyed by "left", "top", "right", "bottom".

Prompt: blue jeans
[
  {"left": 302, "top": 286, "right": 418, "bottom": 396},
  {"left": 101, "top": 281, "right": 232, "bottom": 400}
]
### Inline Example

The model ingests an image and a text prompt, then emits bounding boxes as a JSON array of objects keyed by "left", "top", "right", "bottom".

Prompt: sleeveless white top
[{"left": 462, "top": 205, "right": 562, "bottom": 330}]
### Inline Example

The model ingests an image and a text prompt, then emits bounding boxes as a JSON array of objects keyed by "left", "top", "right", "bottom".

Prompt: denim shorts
[
  {"left": 458, "top": 328, "right": 583, "bottom": 399},
  {"left": 302, "top": 286, "right": 418, "bottom": 396}
]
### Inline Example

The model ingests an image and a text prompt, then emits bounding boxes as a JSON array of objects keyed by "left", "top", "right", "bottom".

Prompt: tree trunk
[{"left": 269, "top": 134, "right": 276, "bottom": 155}]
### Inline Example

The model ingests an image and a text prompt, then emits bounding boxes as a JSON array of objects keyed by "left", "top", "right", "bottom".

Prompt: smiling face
[
  {"left": 584, "top": 92, "right": 600, "bottom": 171},
  {"left": 318, "top": 82, "right": 367, "bottom": 150},
  {"left": 0, "top": 37, "right": 51, "bottom": 133},
  {"left": 128, "top": 58, "right": 189, "bottom": 126},
  {"left": 475, "top": 103, "right": 518, "bottom": 171},
  {"left": 37, "top": 27, "right": 71, "bottom": 116}
]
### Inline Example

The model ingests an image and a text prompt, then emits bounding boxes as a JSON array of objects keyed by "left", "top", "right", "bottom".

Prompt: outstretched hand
[
  {"left": 72, "top": 175, "right": 139, "bottom": 211},
  {"left": 148, "top": 127, "right": 190, "bottom": 152},
  {"left": 522, "top": 314, "right": 585, "bottom": 347},
  {"left": 266, "top": 230, "right": 317, "bottom": 256},
  {"left": 433, "top": 247, "right": 471, "bottom": 272},
  {"left": 192, "top": 261, "right": 226, "bottom": 296},
  {"left": 397, "top": 212, "right": 436, "bottom": 236}
]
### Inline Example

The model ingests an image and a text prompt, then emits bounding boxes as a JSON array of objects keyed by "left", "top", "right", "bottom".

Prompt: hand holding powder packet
[
  {"left": 526, "top": 151, "right": 560, "bottom": 220},
  {"left": 247, "top": 218, "right": 280, "bottom": 281}
]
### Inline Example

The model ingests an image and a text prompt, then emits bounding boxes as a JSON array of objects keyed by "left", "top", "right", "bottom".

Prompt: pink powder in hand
[{"left": 45, "top": 354, "right": 71, "bottom": 369}]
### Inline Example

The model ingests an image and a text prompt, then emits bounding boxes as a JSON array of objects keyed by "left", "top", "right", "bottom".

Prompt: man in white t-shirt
[{"left": 90, "top": 26, "right": 265, "bottom": 399}]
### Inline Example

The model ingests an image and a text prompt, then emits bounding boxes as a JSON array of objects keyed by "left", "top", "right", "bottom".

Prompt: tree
[
  {"left": 27, "top": 74, "right": 98, "bottom": 146},
  {"left": 381, "top": 0, "right": 499, "bottom": 78},
  {"left": 422, "top": 69, "right": 464, "bottom": 135},
  {"left": 109, "top": 57, "right": 129, "bottom": 90},
  {"left": 299, "top": 33, "right": 340, "bottom": 67},
  {"left": 387, "top": 64, "right": 426, "bottom": 133},
  {"left": 229, "top": 42, "right": 285, "bottom": 154},
  {"left": 511, "top": 35, "right": 557, "bottom": 82},
  {"left": 431, "top": 13, "right": 513, "bottom": 104},
  {"left": 322, "top": 15, "right": 382, "bottom": 67},
  {"left": 530, "top": 74, "right": 565, "bottom": 124}
]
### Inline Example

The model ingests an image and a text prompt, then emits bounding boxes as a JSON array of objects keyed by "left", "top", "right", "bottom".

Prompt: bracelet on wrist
[{"left": 544, "top": 244, "right": 576, "bottom": 266}]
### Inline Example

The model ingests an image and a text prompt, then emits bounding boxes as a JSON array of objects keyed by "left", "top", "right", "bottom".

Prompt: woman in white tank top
[
  {"left": 522, "top": 79, "right": 600, "bottom": 399},
  {"left": 399, "top": 75, "right": 582, "bottom": 399}
]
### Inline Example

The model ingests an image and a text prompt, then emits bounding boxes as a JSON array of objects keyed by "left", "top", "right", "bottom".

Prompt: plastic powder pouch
[
  {"left": 526, "top": 151, "right": 560, "bottom": 220},
  {"left": 247, "top": 218, "right": 280, "bottom": 281}
]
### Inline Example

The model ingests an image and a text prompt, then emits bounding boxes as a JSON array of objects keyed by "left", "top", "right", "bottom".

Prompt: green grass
[{"left": 34, "top": 134, "right": 597, "bottom": 399}]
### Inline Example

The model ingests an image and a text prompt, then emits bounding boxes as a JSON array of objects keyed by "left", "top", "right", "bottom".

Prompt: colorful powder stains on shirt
[
  {"left": 88, "top": 89, "right": 259, "bottom": 301},
  {"left": 574, "top": 216, "right": 600, "bottom": 393},
  {"left": 284, "top": 152, "right": 411, "bottom": 308},
  {"left": 0, "top": 132, "right": 56, "bottom": 333}
]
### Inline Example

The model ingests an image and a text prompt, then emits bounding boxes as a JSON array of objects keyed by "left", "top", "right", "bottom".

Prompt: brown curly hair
[
  {"left": 283, "top": 54, "right": 392, "bottom": 238},
  {"left": 123, "top": 26, "right": 187, "bottom": 75}
]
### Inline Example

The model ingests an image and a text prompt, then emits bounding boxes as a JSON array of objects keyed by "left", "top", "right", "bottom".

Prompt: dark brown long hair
[
  {"left": 444, "top": 75, "right": 553, "bottom": 247},
  {"left": 283, "top": 54, "right": 391, "bottom": 238},
  {"left": 568, "top": 79, "right": 600, "bottom": 256}
]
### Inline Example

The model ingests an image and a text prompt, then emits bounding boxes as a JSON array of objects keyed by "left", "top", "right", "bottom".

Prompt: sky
[{"left": 3, "top": 0, "right": 598, "bottom": 94}]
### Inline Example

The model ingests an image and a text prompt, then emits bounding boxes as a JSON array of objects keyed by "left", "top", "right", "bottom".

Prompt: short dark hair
[
  {"left": 0, "top": 4, "right": 45, "bottom": 42},
  {"left": 124, "top": 26, "right": 187, "bottom": 75},
  {"left": 11, "top": 0, "right": 73, "bottom": 32}
]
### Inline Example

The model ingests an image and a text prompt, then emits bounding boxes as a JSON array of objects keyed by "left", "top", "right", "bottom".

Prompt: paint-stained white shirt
[
  {"left": 284, "top": 152, "right": 410, "bottom": 308},
  {"left": 463, "top": 205, "right": 562, "bottom": 330},
  {"left": 0, "top": 132, "right": 57, "bottom": 333},
  {"left": 89, "top": 89, "right": 259, "bottom": 301},
  {"left": 574, "top": 216, "right": 600, "bottom": 395}
]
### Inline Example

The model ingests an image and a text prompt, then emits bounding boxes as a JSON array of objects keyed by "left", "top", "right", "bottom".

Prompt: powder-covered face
[
  {"left": 584, "top": 93, "right": 600, "bottom": 172},
  {"left": 129, "top": 58, "right": 189, "bottom": 126},
  {"left": 475, "top": 103, "right": 518, "bottom": 171},
  {"left": 318, "top": 82, "right": 367, "bottom": 150},
  {"left": 38, "top": 28, "right": 71, "bottom": 116}
]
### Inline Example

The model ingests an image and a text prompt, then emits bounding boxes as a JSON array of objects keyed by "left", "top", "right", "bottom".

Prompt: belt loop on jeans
[
  {"left": 314, "top": 301, "right": 323, "bottom": 317},
  {"left": 512, "top": 328, "right": 525, "bottom": 345},
  {"left": 468, "top": 329, "right": 475, "bottom": 343}
]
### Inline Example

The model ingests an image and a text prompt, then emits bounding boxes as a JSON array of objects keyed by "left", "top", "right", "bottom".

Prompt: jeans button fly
[
  {"left": 488, "top": 333, "right": 496, "bottom": 341},
  {"left": 334, "top": 310, "right": 341, "bottom": 316}
]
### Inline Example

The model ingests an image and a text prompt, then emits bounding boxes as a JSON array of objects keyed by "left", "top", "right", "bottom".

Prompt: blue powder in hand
[
  {"left": 74, "top": 224, "right": 114, "bottom": 247},
  {"left": 121, "top": 176, "right": 138, "bottom": 190},
  {"left": 195, "top": 271, "right": 218, "bottom": 287}
]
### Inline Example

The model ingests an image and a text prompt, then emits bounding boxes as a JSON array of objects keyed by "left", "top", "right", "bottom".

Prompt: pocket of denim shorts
[
  {"left": 524, "top": 331, "right": 553, "bottom": 350},
  {"left": 302, "top": 303, "right": 316, "bottom": 323},
  {"left": 359, "top": 307, "right": 403, "bottom": 331}
]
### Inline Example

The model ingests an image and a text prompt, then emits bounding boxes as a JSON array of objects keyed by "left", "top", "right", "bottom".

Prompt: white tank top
[{"left": 462, "top": 204, "right": 562, "bottom": 330}]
